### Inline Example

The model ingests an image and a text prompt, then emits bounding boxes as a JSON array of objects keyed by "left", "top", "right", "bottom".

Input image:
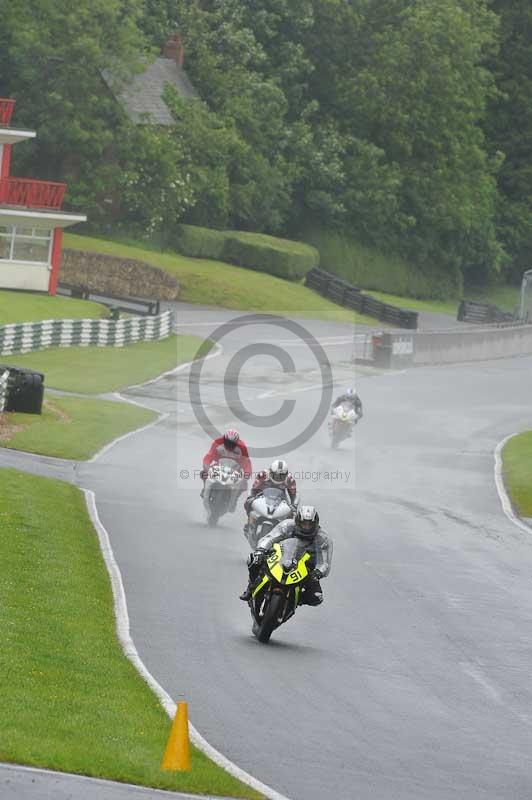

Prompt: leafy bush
[
  {"left": 173, "top": 224, "right": 226, "bottom": 260},
  {"left": 174, "top": 225, "right": 319, "bottom": 281},
  {"left": 223, "top": 232, "right": 319, "bottom": 280},
  {"left": 303, "top": 228, "right": 462, "bottom": 300}
]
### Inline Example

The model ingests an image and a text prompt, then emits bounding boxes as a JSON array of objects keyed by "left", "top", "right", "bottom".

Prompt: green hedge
[
  {"left": 173, "top": 224, "right": 227, "bottom": 260},
  {"left": 173, "top": 225, "right": 319, "bottom": 281},
  {"left": 302, "top": 228, "right": 462, "bottom": 300}
]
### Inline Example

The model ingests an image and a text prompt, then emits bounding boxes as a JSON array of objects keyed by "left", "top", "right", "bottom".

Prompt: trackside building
[{"left": 0, "top": 98, "right": 86, "bottom": 294}]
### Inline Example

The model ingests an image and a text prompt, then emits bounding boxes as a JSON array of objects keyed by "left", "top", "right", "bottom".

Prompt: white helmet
[
  {"left": 269, "top": 459, "right": 288, "bottom": 484},
  {"left": 295, "top": 505, "right": 319, "bottom": 539}
]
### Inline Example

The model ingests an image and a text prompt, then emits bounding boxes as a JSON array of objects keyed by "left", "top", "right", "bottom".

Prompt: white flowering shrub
[{"left": 117, "top": 124, "right": 196, "bottom": 235}]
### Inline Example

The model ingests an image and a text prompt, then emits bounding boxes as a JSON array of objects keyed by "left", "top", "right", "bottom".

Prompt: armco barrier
[
  {"left": 57, "top": 282, "right": 161, "bottom": 316},
  {"left": 0, "top": 310, "right": 174, "bottom": 356},
  {"left": 306, "top": 268, "right": 418, "bottom": 329}
]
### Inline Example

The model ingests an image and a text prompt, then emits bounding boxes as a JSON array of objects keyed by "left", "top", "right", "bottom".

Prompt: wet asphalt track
[{"left": 72, "top": 307, "right": 532, "bottom": 800}]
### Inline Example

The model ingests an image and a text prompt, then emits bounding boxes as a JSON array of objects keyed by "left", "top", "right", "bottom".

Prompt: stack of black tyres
[{"left": 1, "top": 366, "right": 45, "bottom": 414}]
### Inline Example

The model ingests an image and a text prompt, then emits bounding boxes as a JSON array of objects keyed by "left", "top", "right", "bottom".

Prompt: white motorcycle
[
  {"left": 329, "top": 402, "right": 357, "bottom": 449},
  {"left": 203, "top": 458, "right": 243, "bottom": 527},
  {"left": 244, "top": 487, "right": 294, "bottom": 549}
]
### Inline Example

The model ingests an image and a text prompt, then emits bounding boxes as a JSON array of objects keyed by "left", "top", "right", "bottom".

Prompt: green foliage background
[{"left": 1, "top": 0, "right": 530, "bottom": 295}]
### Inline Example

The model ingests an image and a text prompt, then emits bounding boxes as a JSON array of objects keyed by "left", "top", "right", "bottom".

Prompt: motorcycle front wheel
[{"left": 256, "top": 593, "right": 284, "bottom": 643}]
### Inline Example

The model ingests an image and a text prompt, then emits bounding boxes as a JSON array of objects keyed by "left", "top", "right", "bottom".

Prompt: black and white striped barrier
[{"left": 0, "top": 311, "right": 174, "bottom": 356}]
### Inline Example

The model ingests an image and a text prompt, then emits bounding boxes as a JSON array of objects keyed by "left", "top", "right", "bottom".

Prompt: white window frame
[{"left": 0, "top": 225, "right": 53, "bottom": 265}]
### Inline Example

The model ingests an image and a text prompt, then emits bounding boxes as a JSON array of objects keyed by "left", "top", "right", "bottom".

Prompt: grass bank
[
  {"left": 502, "top": 432, "right": 532, "bottom": 517},
  {"left": 64, "top": 233, "right": 379, "bottom": 325},
  {"left": 473, "top": 284, "right": 520, "bottom": 313},
  {"left": 0, "top": 290, "right": 107, "bottom": 324},
  {"left": 0, "top": 469, "right": 260, "bottom": 798},
  {"left": 5, "top": 334, "right": 201, "bottom": 394},
  {"left": 0, "top": 396, "right": 156, "bottom": 460},
  {"left": 301, "top": 227, "right": 462, "bottom": 300},
  {"left": 366, "top": 285, "right": 520, "bottom": 317}
]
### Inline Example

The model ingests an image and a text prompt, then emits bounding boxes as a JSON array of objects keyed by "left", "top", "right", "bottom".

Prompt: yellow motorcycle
[{"left": 248, "top": 539, "right": 313, "bottom": 643}]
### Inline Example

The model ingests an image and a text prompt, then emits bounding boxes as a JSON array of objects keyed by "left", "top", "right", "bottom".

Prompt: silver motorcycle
[
  {"left": 203, "top": 458, "right": 243, "bottom": 527},
  {"left": 244, "top": 486, "right": 294, "bottom": 549}
]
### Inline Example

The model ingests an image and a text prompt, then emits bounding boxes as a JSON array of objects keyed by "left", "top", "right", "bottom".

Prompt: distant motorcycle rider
[
  {"left": 244, "top": 460, "right": 299, "bottom": 528},
  {"left": 240, "top": 505, "right": 332, "bottom": 605},
  {"left": 331, "top": 387, "right": 363, "bottom": 422},
  {"left": 201, "top": 429, "right": 252, "bottom": 509}
]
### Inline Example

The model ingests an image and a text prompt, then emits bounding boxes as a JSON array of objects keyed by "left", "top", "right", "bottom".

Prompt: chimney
[{"left": 162, "top": 35, "right": 184, "bottom": 68}]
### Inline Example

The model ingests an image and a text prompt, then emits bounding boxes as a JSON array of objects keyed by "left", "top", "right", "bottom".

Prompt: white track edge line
[
  {"left": 89, "top": 408, "right": 170, "bottom": 463},
  {"left": 125, "top": 343, "right": 223, "bottom": 393},
  {"left": 494, "top": 434, "right": 532, "bottom": 535},
  {"left": 0, "top": 762, "right": 229, "bottom": 800},
  {"left": 83, "top": 340, "right": 290, "bottom": 799},
  {"left": 88, "top": 343, "right": 223, "bottom": 463},
  {"left": 84, "top": 490, "right": 291, "bottom": 800}
]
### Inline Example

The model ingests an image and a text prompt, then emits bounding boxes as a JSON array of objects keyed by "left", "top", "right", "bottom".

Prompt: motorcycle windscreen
[
  {"left": 262, "top": 487, "right": 285, "bottom": 507},
  {"left": 277, "top": 537, "right": 310, "bottom": 571},
  {"left": 218, "top": 457, "right": 243, "bottom": 474}
]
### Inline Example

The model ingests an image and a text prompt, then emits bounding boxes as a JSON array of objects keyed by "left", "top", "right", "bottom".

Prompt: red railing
[
  {"left": 0, "top": 177, "right": 66, "bottom": 210},
  {"left": 0, "top": 99, "right": 16, "bottom": 126}
]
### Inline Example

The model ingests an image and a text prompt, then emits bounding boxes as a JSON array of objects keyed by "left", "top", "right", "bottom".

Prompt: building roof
[
  {"left": 0, "top": 206, "right": 86, "bottom": 228},
  {"left": 103, "top": 57, "right": 198, "bottom": 126},
  {"left": 0, "top": 128, "right": 36, "bottom": 146}
]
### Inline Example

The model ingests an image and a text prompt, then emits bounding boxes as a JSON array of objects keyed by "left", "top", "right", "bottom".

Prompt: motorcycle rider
[
  {"left": 331, "top": 387, "right": 363, "bottom": 422},
  {"left": 201, "top": 429, "right": 252, "bottom": 510},
  {"left": 239, "top": 505, "right": 332, "bottom": 605},
  {"left": 243, "top": 459, "right": 299, "bottom": 533}
]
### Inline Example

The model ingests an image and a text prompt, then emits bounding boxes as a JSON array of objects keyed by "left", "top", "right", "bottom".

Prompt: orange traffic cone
[{"left": 161, "top": 702, "right": 191, "bottom": 771}]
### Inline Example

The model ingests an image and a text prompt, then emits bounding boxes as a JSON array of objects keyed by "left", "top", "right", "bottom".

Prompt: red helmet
[{"left": 223, "top": 429, "right": 240, "bottom": 450}]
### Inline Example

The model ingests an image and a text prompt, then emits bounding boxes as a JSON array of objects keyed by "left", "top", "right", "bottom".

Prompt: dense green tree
[
  {"left": 2, "top": 0, "right": 526, "bottom": 291},
  {"left": 237, "top": 0, "right": 315, "bottom": 114},
  {"left": 116, "top": 124, "right": 195, "bottom": 235},
  {"left": 0, "top": 0, "right": 145, "bottom": 212},
  {"left": 485, "top": 1, "right": 532, "bottom": 281},
  {"left": 340, "top": 0, "right": 502, "bottom": 283},
  {"left": 139, "top": 0, "right": 181, "bottom": 48},
  {"left": 163, "top": 88, "right": 237, "bottom": 229}
]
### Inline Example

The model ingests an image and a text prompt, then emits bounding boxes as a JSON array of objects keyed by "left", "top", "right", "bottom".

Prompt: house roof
[
  {"left": 0, "top": 206, "right": 86, "bottom": 227},
  {"left": 103, "top": 57, "right": 198, "bottom": 126},
  {"left": 0, "top": 128, "right": 36, "bottom": 146}
]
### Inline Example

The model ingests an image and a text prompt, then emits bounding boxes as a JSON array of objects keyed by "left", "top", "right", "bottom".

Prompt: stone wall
[{"left": 60, "top": 249, "right": 180, "bottom": 300}]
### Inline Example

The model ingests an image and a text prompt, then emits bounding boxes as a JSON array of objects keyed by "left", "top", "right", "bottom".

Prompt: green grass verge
[
  {"left": 64, "top": 233, "right": 379, "bottom": 324},
  {"left": 0, "top": 290, "right": 108, "bottom": 325},
  {"left": 0, "top": 396, "right": 156, "bottom": 460},
  {"left": 364, "top": 290, "right": 458, "bottom": 316},
  {"left": 5, "top": 335, "right": 202, "bottom": 394},
  {"left": 502, "top": 432, "right": 532, "bottom": 517},
  {"left": 359, "top": 285, "right": 520, "bottom": 318},
  {"left": 0, "top": 469, "right": 261, "bottom": 798},
  {"left": 472, "top": 284, "right": 521, "bottom": 313},
  {"left": 301, "top": 227, "right": 462, "bottom": 300}
]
